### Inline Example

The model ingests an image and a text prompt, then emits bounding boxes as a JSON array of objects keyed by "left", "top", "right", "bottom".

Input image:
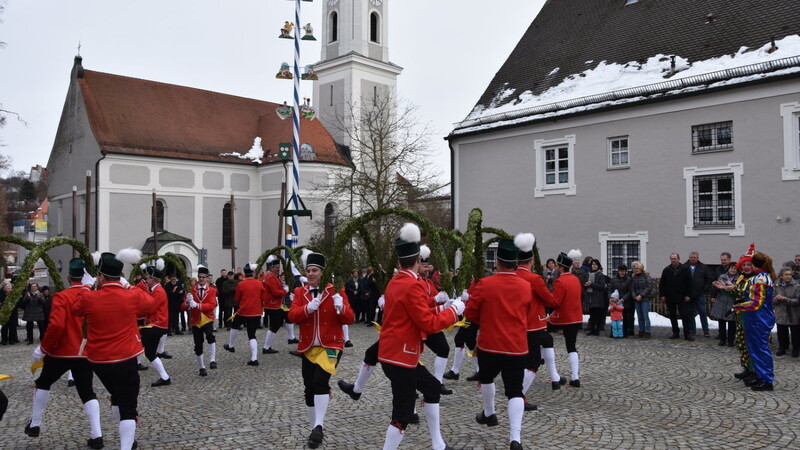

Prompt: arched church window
[
  {"left": 222, "top": 202, "right": 232, "bottom": 248},
  {"left": 330, "top": 12, "right": 338, "bottom": 43},
  {"left": 151, "top": 199, "right": 165, "bottom": 232},
  {"left": 370, "top": 12, "right": 379, "bottom": 43}
]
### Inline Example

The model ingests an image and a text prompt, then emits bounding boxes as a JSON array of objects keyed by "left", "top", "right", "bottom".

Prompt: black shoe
[
  {"left": 718, "top": 340, "right": 726, "bottom": 346},
  {"left": 344, "top": 340, "right": 353, "bottom": 348},
  {"left": 223, "top": 344, "right": 235, "bottom": 353},
  {"left": 569, "top": 379, "right": 581, "bottom": 388},
  {"left": 87, "top": 436, "right": 104, "bottom": 449},
  {"left": 793, "top": 349, "right": 799, "bottom": 358},
  {"left": 751, "top": 381, "right": 774, "bottom": 391},
  {"left": 247, "top": 360, "right": 259, "bottom": 366},
  {"left": 523, "top": 401, "right": 537, "bottom": 412},
  {"left": 0, "top": 340, "right": 6, "bottom": 345},
  {"left": 175, "top": 331, "right": 184, "bottom": 335},
  {"left": 262, "top": 348, "right": 278, "bottom": 354},
  {"left": 26, "top": 339, "right": 34, "bottom": 345},
  {"left": 151, "top": 377, "right": 171, "bottom": 387},
  {"left": 199, "top": 368, "right": 208, "bottom": 377},
  {"left": 307, "top": 425, "right": 323, "bottom": 449},
  {"left": 157, "top": 352, "right": 173, "bottom": 359},
  {"left": 510, "top": 441, "right": 523, "bottom": 450},
  {"left": 439, "top": 384, "right": 453, "bottom": 395},
  {"left": 466, "top": 372, "right": 480, "bottom": 382},
  {"left": 137, "top": 363, "right": 148, "bottom": 371},
  {"left": 685, "top": 336, "right": 695, "bottom": 341},
  {"left": 287, "top": 338, "right": 299, "bottom": 344},
  {"left": 776, "top": 349, "right": 787, "bottom": 357},
  {"left": 210, "top": 361, "right": 217, "bottom": 369},
  {"left": 365, "top": 322, "right": 374, "bottom": 327},
  {"left": 744, "top": 376, "right": 761, "bottom": 387},
  {"left": 289, "top": 350, "right": 303, "bottom": 357},
  {"left": 734, "top": 370, "right": 753, "bottom": 379},
  {"left": 68, "top": 380, "right": 75, "bottom": 387},
  {"left": 443, "top": 370, "right": 459, "bottom": 380},
  {"left": 551, "top": 377, "right": 567, "bottom": 390},
  {"left": 132, "top": 440, "right": 138, "bottom": 449},
  {"left": 669, "top": 334, "right": 680, "bottom": 340},
  {"left": 24, "top": 422, "right": 40, "bottom": 437},
  {"left": 410, "top": 413, "right": 420, "bottom": 424},
  {"left": 475, "top": 411, "right": 499, "bottom": 427},
  {"left": 181, "top": 327, "right": 187, "bottom": 332},
  {"left": 338, "top": 380, "right": 361, "bottom": 401}
]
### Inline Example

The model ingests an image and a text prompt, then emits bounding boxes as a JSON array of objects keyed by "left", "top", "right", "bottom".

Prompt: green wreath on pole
[{"left": 129, "top": 252, "right": 192, "bottom": 289}]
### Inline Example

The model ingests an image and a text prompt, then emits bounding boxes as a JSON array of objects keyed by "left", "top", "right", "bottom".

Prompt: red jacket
[
  {"left": 288, "top": 284, "right": 354, "bottom": 352},
  {"left": 145, "top": 283, "right": 169, "bottom": 329},
  {"left": 73, "top": 281, "right": 157, "bottom": 364},
  {"left": 182, "top": 284, "right": 217, "bottom": 326},
  {"left": 424, "top": 277, "right": 437, "bottom": 308},
  {"left": 516, "top": 267, "right": 560, "bottom": 331},
  {"left": 263, "top": 272, "right": 286, "bottom": 310},
  {"left": 465, "top": 271, "right": 532, "bottom": 356},
  {"left": 378, "top": 270, "right": 459, "bottom": 368},
  {"left": 40, "top": 283, "right": 87, "bottom": 359},
  {"left": 549, "top": 272, "right": 584, "bottom": 325},
  {"left": 235, "top": 277, "right": 267, "bottom": 317}
]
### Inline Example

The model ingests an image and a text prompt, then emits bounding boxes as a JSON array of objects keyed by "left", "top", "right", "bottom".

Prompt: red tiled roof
[{"left": 78, "top": 70, "right": 348, "bottom": 166}]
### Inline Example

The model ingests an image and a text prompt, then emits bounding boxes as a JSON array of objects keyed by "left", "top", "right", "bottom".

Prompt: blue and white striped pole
[{"left": 287, "top": 0, "right": 302, "bottom": 250}]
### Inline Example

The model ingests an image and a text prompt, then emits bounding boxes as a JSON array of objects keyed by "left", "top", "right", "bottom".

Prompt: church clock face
[{"left": 369, "top": 0, "right": 383, "bottom": 6}]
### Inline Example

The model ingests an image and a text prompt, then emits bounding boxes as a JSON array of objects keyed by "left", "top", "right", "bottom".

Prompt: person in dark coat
[
  {"left": 21, "top": 283, "right": 47, "bottom": 344},
  {"left": 219, "top": 272, "right": 238, "bottom": 329},
  {"left": 215, "top": 269, "right": 228, "bottom": 328},
  {"left": 345, "top": 269, "right": 362, "bottom": 322},
  {"left": 165, "top": 274, "right": 185, "bottom": 335},
  {"left": 1, "top": 281, "right": 20, "bottom": 345},
  {"left": 684, "top": 251, "right": 715, "bottom": 337},
  {"left": 660, "top": 253, "right": 695, "bottom": 341},
  {"left": 584, "top": 259, "right": 608, "bottom": 336},
  {"left": 609, "top": 265, "right": 633, "bottom": 337}
]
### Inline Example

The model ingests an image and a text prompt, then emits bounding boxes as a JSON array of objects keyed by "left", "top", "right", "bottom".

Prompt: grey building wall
[
  {"left": 317, "top": 80, "right": 346, "bottom": 145},
  {"left": 453, "top": 80, "right": 800, "bottom": 270}
]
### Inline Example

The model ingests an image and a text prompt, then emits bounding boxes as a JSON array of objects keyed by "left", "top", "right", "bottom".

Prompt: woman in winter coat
[
  {"left": 584, "top": 259, "right": 608, "bottom": 336},
  {"left": 630, "top": 261, "right": 655, "bottom": 339},
  {"left": 20, "top": 283, "right": 47, "bottom": 344},
  {"left": 710, "top": 263, "right": 739, "bottom": 347},
  {"left": 774, "top": 267, "right": 800, "bottom": 357}
]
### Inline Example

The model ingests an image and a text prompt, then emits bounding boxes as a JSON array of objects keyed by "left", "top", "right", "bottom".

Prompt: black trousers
[
  {"left": 381, "top": 362, "right": 441, "bottom": 430},
  {"left": 668, "top": 301, "right": 694, "bottom": 337},
  {"left": 141, "top": 327, "right": 167, "bottom": 361},
  {"left": 424, "top": 332, "right": 449, "bottom": 358},
  {"left": 363, "top": 340, "right": 379, "bottom": 365},
  {"left": 36, "top": 356, "right": 97, "bottom": 404},
  {"left": 26, "top": 320, "right": 46, "bottom": 342},
  {"left": 453, "top": 323, "right": 478, "bottom": 350},
  {"left": 477, "top": 351, "right": 525, "bottom": 399},
  {"left": 92, "top": 358, "right": 140, "bottom": 420},
  {"left": 231, "top": 315, "right": 260, "bottom": 340},
  {"left": 622, "top": 307, "right": 635, "bottom": 336},
  {"left": 1, "top": 310, "right": 19, "bottom": 343},
  {"left": 777, "top": 324, "right": 800, "bottom": 351},
  {"left": 219, "top": 302, "right": 234, "bottom": 327},
  {"left": 302, "top": 353, "right": 339, "bottom": 406},
  {"left": 718, "top": 320, "right": 736, "bottom": 344},
  {"left": 168, "top": 304, "right": 181, "bottom": 333},
  {"left": 264, "top": 308, "right": 284, "bottom": 333},
  {"left": 558, "top": 323, "right": 581, "bottom": 353},
  {"left": 525, "top": 330, "right": 553, "bottom": 371},
  {"left": 365, "top": 297, "right": 378, "bottom": 323},
  {"left": 192, "top": 322, "right": 215, "bottom": 355},
  {"left": 588, "top": 308, "right": 605, "bottom": 333}
]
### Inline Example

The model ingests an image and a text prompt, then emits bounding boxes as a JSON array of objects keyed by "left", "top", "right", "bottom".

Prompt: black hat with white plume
[
  {"left": 141, "top": 258, "right": 165, "bottom": 278},
  {"left": 420, "top": 245, "right": 432, "bottom": 264},
  {"left": 301, "top": 248, "right": 326, "bottom": 269},
  {"left": 395, "top": 223, "right": 421, "bottom": 259},
  {"left": 514, "top": 233, "right": 535, "bottom": 262}
]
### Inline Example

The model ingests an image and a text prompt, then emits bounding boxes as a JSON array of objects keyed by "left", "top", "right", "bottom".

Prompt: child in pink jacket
[{"left": 609, "top": 290, "right": 624, "bottom": 338}]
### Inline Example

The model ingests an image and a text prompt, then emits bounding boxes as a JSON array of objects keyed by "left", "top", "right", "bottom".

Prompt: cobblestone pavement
[{"left": 1, "top": 324, "right": 799, "bottom": 449}]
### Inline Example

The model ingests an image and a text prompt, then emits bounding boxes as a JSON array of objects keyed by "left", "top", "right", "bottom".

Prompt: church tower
[{"left": 313, "top": 0, "right": 403, "bottom": 147}]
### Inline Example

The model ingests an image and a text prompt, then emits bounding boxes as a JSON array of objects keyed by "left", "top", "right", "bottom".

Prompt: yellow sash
[{"left": 303, "top": 347, "right": 340, "bottom": 376}]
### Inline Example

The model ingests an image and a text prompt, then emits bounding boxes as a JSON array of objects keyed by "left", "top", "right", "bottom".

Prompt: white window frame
[
  {"left": 607, "top": 136, "right": 630, "bottom": 169},
  {"left": 683, "top": 163, "right": 744, "bottom": 237},
  {"left": 599, "top": 231, "right": 648, "bottom": 273},
  {"left": 780, "top": 101, "right": 800, "bottom": 181},
  {"left": 534, "top": 135, "right": 576, "bottom": 197}
]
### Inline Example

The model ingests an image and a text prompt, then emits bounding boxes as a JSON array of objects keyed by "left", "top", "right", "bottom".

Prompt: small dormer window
[{"left": 370, "top": 12, "right": 379, "bottom": 43}]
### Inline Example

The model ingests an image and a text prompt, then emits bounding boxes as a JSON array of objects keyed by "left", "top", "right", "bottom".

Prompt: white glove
[
  {"left": 81, "top": 269, "right": 96, "bottom": 287},
  {"left": 450, "top": 299, "right": 466, "bottom": 315},
  {"left": 461, "top": 291, "right": 469, "bottom": 302},
  {"left": 378, "top": 295, "right": 385, "bottom": 310},
  {"left": 307, "top": 296, "right": 321, "bottom": 312},
  {"left": 333, "top": 293, "right": 343, "bottom": 308},
  {"left": 434, "top": 292, "right": 449, "bottom": 304},
  {"left": 290, "top": 293, "right": 295, "bottom": 302},
  {"left": 283, "top": 284, "right": 290, "bottom": 293},
  {"left": 32, "top": 345, "right": 44, "bottom": 363},
  {"left": 443, "top": 298, "right": 455, "bottom": 309},
  {"left": 189, "top": 299, "right": 199, "bottom": 309},
  {"left": 120, "top": 277, "right": 131, "bottom": 289}
]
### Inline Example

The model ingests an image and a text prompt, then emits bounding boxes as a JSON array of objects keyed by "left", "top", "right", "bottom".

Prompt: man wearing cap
[
  {"left": 288, "top": 250, "right": 354, "bottom": 449},
  {"left": 25, "top": 258, "right": 104, "bottom": 449},
  {"left": 225, "top": 263, "right": 267, "bottom": 366},
  {"left": 140, "top": 260, "right": 172, "bottom": 387},
  {"left": 548, "top": 252, "right": 584, "bottom": 389},
  {"left": 262, "top": 255, "right": 291, "bottom": 354},
  {"left": 379, "top": 223, "right": 464, "bottom": 450},
  {"left": 73, "top": 251, "right": 157, "bottom": 450},
  {"left": 513, "top": 233, "right": 560, "bottom": 411},
  {"left": 183, "top": 266, "right": 218, "bottom": 376},
  {"left": 465, "top": 238, "right": 532, "bottom": 450}
]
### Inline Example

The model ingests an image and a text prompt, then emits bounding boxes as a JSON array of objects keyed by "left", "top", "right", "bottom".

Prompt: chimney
[{"left": 768, "top": 36, "right": 779, "bottom": 54}]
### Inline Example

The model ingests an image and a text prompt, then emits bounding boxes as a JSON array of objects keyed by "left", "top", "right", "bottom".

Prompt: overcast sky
[{"left": 0, "top": 0, "right": 546, "bottom": 181}]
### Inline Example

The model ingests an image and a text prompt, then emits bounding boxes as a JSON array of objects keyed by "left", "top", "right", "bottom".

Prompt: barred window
[
  {"left": 692, "top": 121, "right": 733, "bottom": 153},
  {"left": 607, "top": 240, "right": 640, "bottom": 271},
  {"left": 693, "top": 174, "right": 734, "bottom": 227},
  {"left": 370, "top": 12, "right": 379, "bottom": 43}
]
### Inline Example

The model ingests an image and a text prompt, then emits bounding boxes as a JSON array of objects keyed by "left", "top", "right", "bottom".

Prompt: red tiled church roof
[{"left": 78, "top": 69, "right": 348, "bottom": 166}]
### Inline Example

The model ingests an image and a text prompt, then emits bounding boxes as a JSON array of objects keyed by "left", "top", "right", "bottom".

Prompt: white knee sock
[
  {"left": 307, "top": 406, "right": 316, "bottom": 428},
  {"left": 424, "top": 402, "right": 446, "bottom": 450},
  {"left": 150, "top": 357, "right": 169, "bottom": 380},
  {"left": 451, "top": 347, "right": 465, "bottom": 374},
  {"left": 119, "top": 419, "right": 136, "bottom": 450},
  {"left": 285, "top": 323, "right": 295, "bottom": 339},
  {"left": 263, "top": 331, "right": 276, "bottom": 350},
  {"left": 228, "top": 329, "right": 238, "bottom": 348},
  {"left": 66, "top": 370, "right": 74, "bottom": 382},
  {"left": 542, "top": 347, "right": 560, "bottom": 382},
  {"left": 434, "top": 356, "right": 448, "bottom": 382},
  {"left": 353, "top": 363, "right": 375, "bottom": 394},
  {"left": 209, "top": 342, "right": 216, "bottom": 362},
  {"left": 568, "top": 351, "right": 579, "bottom": 381},
  {"left": 383, "top": 424, "right": 404, "bottom": 450},
  {"left": 31, "top": 388, "right": 50, "bottom": 427},
  {"left": 473, "top": 354, "right": 480, "bottom": 373},
  {"left": 111, "top": 405, "right": 120, "bottom": 423},
  {"left": 314, "top": 394, "right": 330, "bottom": 428},
  {"left": 508, "top": 397, "right": 524, "bottom": 443},
  {"left": 481, "top": 383, "right": 496, "bottom": 416},
  {"left": 343, "top": 325, "right": 350, "bottom": 341},
  {"left": 157, "top": 334, "right": 167, "bottom": 354},
  {"left": 196, "top": 354, "right": 206, "bottom": 370},
  {"left": 249, "top": 338, "right": 258, "bottom": 361},
  {"left": 522, "top": 369, "right": 535, "bottom": 394},
  {"left": 83, "top": 399, "right": 102, "bottom": 439}
]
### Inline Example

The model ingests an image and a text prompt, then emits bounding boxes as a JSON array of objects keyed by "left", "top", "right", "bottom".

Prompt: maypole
[{"left": 288, "top": 0, "right": 302, "bottom": 250}]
